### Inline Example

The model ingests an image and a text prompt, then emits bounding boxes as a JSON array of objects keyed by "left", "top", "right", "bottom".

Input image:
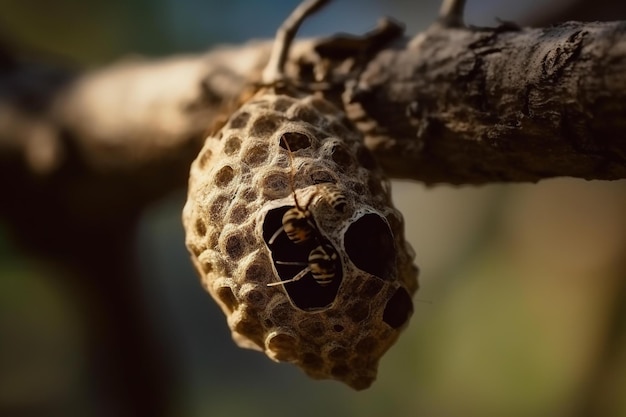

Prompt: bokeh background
[{"left": 1, "top": 1, "right": 626, "bottom": 416}]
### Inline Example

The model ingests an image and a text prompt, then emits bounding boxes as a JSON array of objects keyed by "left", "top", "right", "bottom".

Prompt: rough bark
[
  {"left": 1, "top": 20, "right": 626, "bottom": 194},
  {"left": 347, "top": 20, "right": 626, "bottom": 183}
]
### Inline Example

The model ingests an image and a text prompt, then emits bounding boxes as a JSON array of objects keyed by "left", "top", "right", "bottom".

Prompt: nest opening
[
  {"left": 382, "top": 287, "right": 413, "bottom": 329},
  {"left": 263, "top": 206, "right": 342, "bottom": 310},
  {"left": 344, "top": 213, "right": 396, "bottom": 281}
]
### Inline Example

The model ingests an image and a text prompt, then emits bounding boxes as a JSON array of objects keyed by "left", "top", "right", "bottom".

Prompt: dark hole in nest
[
  {"left": 383, "top": 287, "right": 413, "bottom": 329},
  {"left": 309, "top": 170, "right": 335, "bottom": 185},
  {"left": 331, "top": 144, "right": 353, "bottom": 170},
  {"left": 263, "top": 206, "right": 342, "bottom": 311},
  {"left": 344, "top": 213, "right": 396, "bottom": 280},
  {"left": 279, "top": 132, "right": 312, "bottom": 151}
]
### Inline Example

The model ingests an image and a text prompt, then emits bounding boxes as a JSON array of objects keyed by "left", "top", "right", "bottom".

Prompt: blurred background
[{"left": 1, "top": 1, "right": 626, "bottom": 416}]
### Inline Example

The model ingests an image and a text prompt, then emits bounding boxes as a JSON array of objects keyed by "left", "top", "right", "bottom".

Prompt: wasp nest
[{"left": 183, "top": 91, "right": 418, "bottom": 390}]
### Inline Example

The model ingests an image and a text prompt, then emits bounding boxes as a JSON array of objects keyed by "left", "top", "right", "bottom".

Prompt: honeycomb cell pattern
[{"left": 183, "top": 90, "right": 419, "bottom": 390}]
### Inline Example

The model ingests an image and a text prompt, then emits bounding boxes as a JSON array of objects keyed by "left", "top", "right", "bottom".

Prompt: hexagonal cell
[
  {"left": 244, "top": 258, "right": 272, "bottom": 284},
  {"left": 345, "top": 301, "right": 370, "bottom": 323},
  {"left": 221, "top": 231, "right": 250, "bottom": 261},
  {"left": 214, "top": 165, "right": 235, "bottom": 188},
  {"left": 298, "top": 318, "right": 326, "bottom": 339},
  {"left": 355, "top": 336, "right": 378, "bottom": 355},
  {"left": 325, "top": 345, "right": 349, "bottom": 361},
  {"left": 359, "top": 277, "right": 384, "bottom": 298},
  {"left": 197, "top": 249, "right": 218, "bottom": 274},
  {"left": 250, "top": 114, "right": 285, "bottom": 138},
  {"left": 290, "top": 104, "right": 322, "bottom": 126},
  {"left": 194, "top": 218, "right": 207, "bottom": 237},
  {"left": 241, "top": 187, "right": 258, "bottom": 202},
  {"left": 273, "top": 96, "right": 296, "bottom": 112},
  {"left": 227, "top": 203, "right": 248, "bottom": 225},
  {"left": 309, "top": 169, "right": 336, "bottom": 185},
  {"left": 215, "top": 285, "right": 238, "bottom": 312},
  {"left": 382, "top": 287, "right": 413, "bottom": 329},
  {"left": 330, "top": 144, "right": 354, "bottom": 170},
  {"left": 239, "top": 285, "right": 268, "bottom": 310},
  {"left": 228, "top": 111, "right": 251, "bottom": 129},
  {"left": 223, "top": 136, "right": 242, "bottom": 155},
  {"left": 279, "top": 131, "right": 312, "bottom": 151},
  {"left": 348, "top": 355, "right": 367, "bottom": 371},
  {"left": 243, "top": 143, "right": 270, "bottom": 166},
  {"left": 195, "top": 256, "right": 212, "bottom": 274},
  {"left": 196, "top": 148, "right": 213, "bottom": 170},
  {"left": 260, "top": 171, "right": 290, "bottom": 199},
  {"left": 269, "top": 304, "right": 295, "bottom": 330},
  {"left": 266, "top": 332, "right": 298, "bottom": 361},
  {"left": 348, "top": 181, "right": 367, "bottom": 196}
]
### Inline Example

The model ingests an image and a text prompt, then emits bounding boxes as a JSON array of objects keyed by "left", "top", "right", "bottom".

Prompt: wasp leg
[
  {"left": 268, "top": 226, "right": 285, "bottom": 245},
  {"left": 266, "top": 266, "right": 311, "bottom": 287},
  {"left": 275, "top": 260, "right": 307, "bottom": 266}
]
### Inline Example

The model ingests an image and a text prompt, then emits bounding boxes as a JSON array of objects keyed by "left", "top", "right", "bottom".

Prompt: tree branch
[
  {"left": 2, "top": 19, "right": 626, "bottom": 226},
  {"left": 345, "top": 20, "right": 626, "bottom": 183}
]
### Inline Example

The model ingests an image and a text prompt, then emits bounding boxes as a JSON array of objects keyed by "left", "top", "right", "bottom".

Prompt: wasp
[
  {"left": 267, "top": 243, "right": 339, "bottom": 287},
  {"left": 319, "top": 183, "right": 348, "bottom": 213},
  {"left": 269, "top": 143, "right": 351, "bottom": 246}
]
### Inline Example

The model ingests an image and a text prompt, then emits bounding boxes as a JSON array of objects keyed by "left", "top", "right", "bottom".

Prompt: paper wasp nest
[{"left": 183, "top": 90, "right": 418, "bottom": 390}]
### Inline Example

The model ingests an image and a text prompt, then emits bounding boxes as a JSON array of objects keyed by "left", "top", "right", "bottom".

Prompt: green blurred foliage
[
  {"left": 0, "top": 227, "right": 87, "bottom": 416},
  {"left": 0, "top": 0, "right": 176, "bottom": 65}
]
